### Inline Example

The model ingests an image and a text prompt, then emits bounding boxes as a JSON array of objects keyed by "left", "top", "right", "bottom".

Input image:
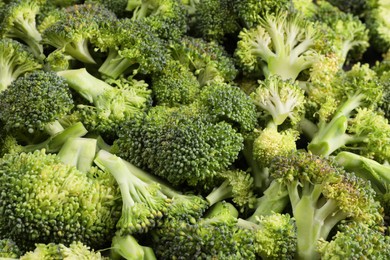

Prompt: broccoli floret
[
  {"left": 326, "top": 0, "right": 376, "bottom": 17},
  {"left": 20, "top": 241, "right": 106, "bottom": 259},
  {"left": 232, "top": 0, "right": 293, "bottom": 29},
  {"left": 0, "top": 0, "right": 45, "bottom": 59},
  {"left": 0, "top": 70, "right": 74, "bottom": 136},
  {"left": 311, "top": 1, "right": 370, "bottom": 65},
  {"left": 235, "top": 11, "right": 321, "bottom": 80},
  {"left": 151, "top": 59, "right": 201, "bottom": 106},
  {"left": 238, "top": 213, "right": 297, "bottom": 260},
  {"left": 251, "top": 75, "right": 306, "bottom": 126},
  {"left": 0, "top": 148, "right": 121, "bottom": 252},
  {"left": 0, "top": 38, "right": 42, "bottom": 92},
  {"left": 41, "top": 3, "right": 117, "bottom": 64},
  {"left": 57, "top": 68, "right": 151, "bottom": 137},
  {"left": 170, "top": 36, "right": 238, "bottom": 86},
  {"left": 188, "top": 0, "right": 240, "bottom": 43},
  {"left": 85, "top": 0, "right": 129, "bottom": 17},
  {"left": 112, "top": 105, "right": 244, "bottom": 189},
  {"left": 94, "top": 18, "right": 169, "bottom": 79},
  {"left": 317, "top": 221, "right": 390, "bottom": 259},
  {"left": 0, "top": 238, "right": 21, "bottom": 259},
  {"left": 270, "top": 151, "right": 383, "bottom": 259},
  {"left": 198, "top": 81, "right": 258, "bottom": 133},
  {"left": 126, "top": 0, "right": 187, "bottom": 40},
  {"left": 94, "top": 150, "right": 171, "bottom": 235},
  {"left": 152, "top": 201, "right": 257, "bottom": 259},
  {"left": 205, "top": 169, "right": 257, "bottom": 211},
  {"left": 365, "top": 0, "right": 390, "bottom": 53}
]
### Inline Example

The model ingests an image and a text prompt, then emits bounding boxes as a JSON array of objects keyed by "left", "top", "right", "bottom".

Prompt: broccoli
[
  {"left": 94, "top": 18, "right": 169, "bottom": 79},
  {"left": 112, "top": 105, "right": 244, "bottom": 189},
  {"left": 20, "top": 241, "right": 106, "bottom": 259},
  {"left": 0, "top": 38, "right": 42, "bottom": 92},
  {"left": 235, "top": 11, "right": 321, "bottom": 80},
  {"left": 110, "top": 232, "right": 156, "bottom": 260},
  {"left": 365, "top": 0, "right": 390, "bottom": 53},
  {"left": 151, "top": 59, "right": 201, "bottom": 106},
  {"left": 170, "top": 36, "right": 238, "bottom": 86},
  {"left": 270, "top": 151, "right": 383, "bottom": 259},
  {"left": 197, "top": 81, "right": 258, "bottom": 133},
  {"left": 57, "top": 68, "right": 151, "bottom": 137},
  {"left": 0, "top": 238, "right": 21, "bottom": 259},
  {"left": 0, "top": 0, "right": 45, "bottom": 59},
  {"left": 41, "top": 3, "right": 117, "bottom": 64},
  {"left": 0, "top": 146, "right": 121, "bottom": 252},
  {"left": 317, "top": 221, "right": 390, "bottom": 259},
  {"left": 85, "top": 0, "right": 129, "bottom": 17},
  {"left": 188, "top": 0, "right": 240, "bottom": 43},
  {"left": 0, "top": 70, "right": 74, "bottom": 137},
  {"left": 125, "top": 0, "right": 187, "bottom": 40}
]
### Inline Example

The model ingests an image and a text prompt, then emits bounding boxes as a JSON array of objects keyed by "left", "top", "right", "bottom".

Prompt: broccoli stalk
[
  {"left": 110, "top": 232, "right": 156, "bottom": 260},
  {"left": 94, "top": 150, "right": 171, "bottom": 235}
]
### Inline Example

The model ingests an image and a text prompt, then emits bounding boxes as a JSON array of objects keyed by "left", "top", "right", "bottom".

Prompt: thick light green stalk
[{"left": 98, "top": 49, "right": 136, "bottom": 79}]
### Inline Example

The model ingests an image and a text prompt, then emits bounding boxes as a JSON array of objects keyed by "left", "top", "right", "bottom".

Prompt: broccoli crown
[
  {"left": 235, "top": 11, "right": 321, "bottom": 80},
  {"left": 0, "top": 0, "right": 44, "bottom": 58},
  {"left": 0, "top": 38, "right": 42, "bottom": 91},
  {"left": 0, "top": 238, "right": 21, "bottom": 258},
  {"left": 41, "top": 3, "right": 117, "bottom": 64},
  {"left": 198, "top": 81, "right": 258, "bottom": 133},
  {"left": 311, "top": 1, "right": 369, "bottom": 64},
  {"left": 251, "top": 75, "right": 306, "bottom": 126},
  {"left": 365, "top": 0, "right": 390, "bottom": 53},
  {"left": 151, "top": 59, "right": 201, "bottom": 106},
  {"left": 126, "top": 0, "right": 187, "bottom": 41},
  {"left": 270, "top": 151, "right": 383, "bottom": 259},
  {"left": 189, "top": 0, "right": 240, "bottom": 42},
  {"left": 20, "top": 241, "right": 105, "bottom": 259},
  {"left": 153, "top": 202, "right": 256, "bottom": 259},
  {"left": 317, "top": 222, "right": 390, "bottom": 259},
  {"left": 170, "top": 36, "right": 238, "bottom": 86},
  {"left": 114, "top": 105, "right": 244, "bottom": 189},
  {"left": 0, "top": 70, "right": 73, "bottom": 135},
  {"left": 85, "top": 0, "right": 129, "bottom": 17},
  {"left": 95, "top": 18, "right": 169, "bottom": 79},
  {"left": 0, "top": 150, "right": 121, "bottom": 252},
  {"left": 232, "top": 0, "right": 293, "bottom": 28}
]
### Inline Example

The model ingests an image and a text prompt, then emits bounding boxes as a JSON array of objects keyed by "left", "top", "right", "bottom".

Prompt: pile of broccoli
[{"left": 0, "top": 0, "right": 389, "bottom": 259}]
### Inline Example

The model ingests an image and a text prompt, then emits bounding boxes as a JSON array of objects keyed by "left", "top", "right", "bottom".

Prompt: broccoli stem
[
  {"left": 64, "top": 39, "right": 96, "bottom": 64},
  {"left": 246, "top": 180, "right": 289, "bottom": 222},
  {"left": 57, "top": 68, "right": 111, "bottom": 103},
  {"left": 44, "top": 120, "right": 65, "bottom": 136},
  {"left": 98, "top": 49, "right": 136, "bottom": 79},
  {"left": 57, "top": 137, "right": 97, "bottom": 173},
  {"left": 206, "top": 180, "right": 234, "bottom": 206},
  {"left": 111, "top": 234, "right": 145, "bottom": 260},
  {"left": 126, "top": 0, "right": 143, "bottom": 11}
]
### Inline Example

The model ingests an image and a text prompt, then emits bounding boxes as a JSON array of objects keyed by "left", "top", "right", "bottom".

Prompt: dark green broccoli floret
[
  {"left": 198, "top": 81, "right": 258, "bottom": 133},
  {"left": 126, "top": 0, "right": 187, "bottom": 40},
  {"left": 0, "top": 0, "right": 45, "bottom": 59},
  {"left": 318, "top": 221, "right": 390, "bottom": 259},
  {"left": 170, "top": 36, "right": 238, "bottom": 86},
  {"left": 325, "top": 0, "right": 376, "bottom": 17},
  {"left": 188, "top": 0, "right": 240, "bottom": 42},
  {"left": 85, "top": 0, "right": 129, "bottom": 17},
  {"left": 57, "top": 68, "right": 151, "bottom": 137},
  {"left": 151, "top": 59, "right": 201, "bottom": 106},
  {"left": 270, "top": 151, "right": 383, "bottom": 259},
  {"left": 94, "top": 18, "right": 169, "bottom": 79},
  {"left": 20, "top": 241, "right": 105, "bottom": 259},
  {"left": 41, "top": 3, "right": 117, "bottom": 64},
  {"left": 0, "top": 38, "right": 42, "bottom": 92},
  {"left": 0, "top": 70, "right": 74, "bottom": 136},
  {"left": 0, "top": 148, "right": 121, "bottom": 252},
  {"left": 113, "top": 105, "right": 244, "bottom": 189}
]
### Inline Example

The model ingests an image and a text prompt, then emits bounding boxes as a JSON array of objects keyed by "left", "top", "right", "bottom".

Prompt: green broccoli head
[
  {"left": 20, "top": 241, "right": 105, "bottom": 259},
  {"left": 0, "top": 150, "right": 121, "bottom": 252},
  {"left": 365, "top": 0, "right": 390, "bottom": 53},
  {"left": 318, "top": 221, "right": 390, "bottom": 259},
  {"left": 0, "top": 38, "right": 42, "bottom": 91},
  {"left": 198, "top": 81, "right": 258, "bottom": 133},
  {"left": 113, "top": 105, "right": 244, "bottom": 189},
  {"left": 151, "top": 59, "right": 201, "bottom": 106},
  {"left": 0, "top": 70, "right": 74, "bottom": 135},
  {"left": 85, "top": 0, "right": 129, "bottom": 17},
  {"left": 0, "top": 0, "right": 45, "bottom": 59}
]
